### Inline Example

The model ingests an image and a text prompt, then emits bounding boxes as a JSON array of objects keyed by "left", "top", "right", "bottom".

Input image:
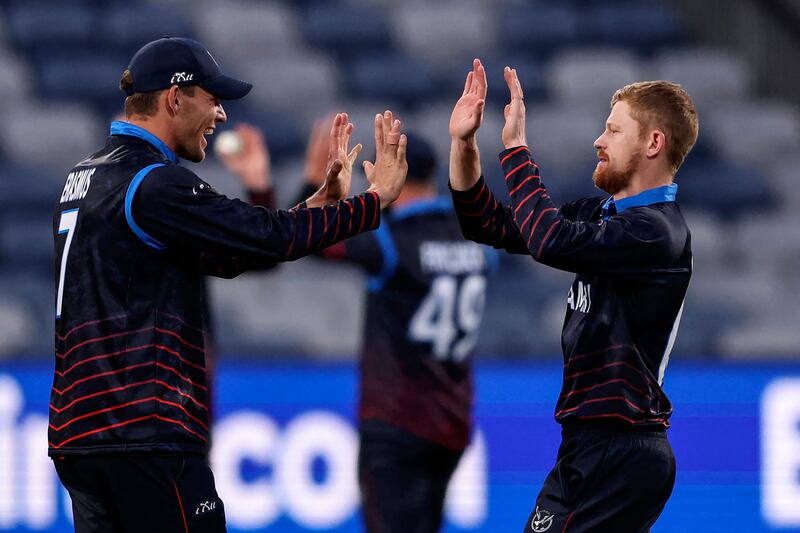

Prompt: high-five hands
[
  {"left": 365, "top": 110, "right": 408, "bottom": 209},
  {"left": 502, "top": 66, "right": 527, "bottom": 149},
  {"left": 307, "top": 112, "right": 362, "bottom": 207},
  {"left": 448, "top": 59, "right": 528, "bottom": 147},
  {"left": 448, "top": 60, "right": 528, "bottom": 191},
  {"left": 305, "top": 110, "right": 407, "bottom": 209},
  {"left": 449, "top": 58, "right": 487, "bottom": 142}
]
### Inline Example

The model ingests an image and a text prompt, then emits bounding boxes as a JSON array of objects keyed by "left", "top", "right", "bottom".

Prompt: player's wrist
[
  {"left": 305, "top": 185, "right": 336, "bottom": 208},
  {"left": 451, "top": 137, "right": 479, "bottom": 151},
  {"left": 366, "top": 185, "right": 395, "bottom": 209},
  {"left": 503, "top": 138, "right": 527, "bottom": 150}
]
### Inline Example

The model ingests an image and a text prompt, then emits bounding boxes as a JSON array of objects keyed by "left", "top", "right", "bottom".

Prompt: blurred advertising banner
[{"left": 0, "top": 360, "right": 798, "bottom": 532}]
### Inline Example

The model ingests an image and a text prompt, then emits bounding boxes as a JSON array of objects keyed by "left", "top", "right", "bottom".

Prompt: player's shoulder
[
  {"left": 619, "top": 203, "right": 689, "bottom": 259},
  {"left": 560, "top": 196, "right": 605, "bottom": 220},
  {"left": 136, "top": 163, "right": 218, "bottom": 202},
  {"left": 623, "top": 201, "right": 686, "bottom": 230},
  {"left": 145, "top": 163, "right": 201, "bottom": 184}
]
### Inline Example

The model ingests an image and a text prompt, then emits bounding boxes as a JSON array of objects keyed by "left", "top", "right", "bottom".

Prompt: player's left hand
[
  {"left": 305, "top": 113, "right": 362, "bottom": 207},
  {"left": 217, "top": 123, "right": 272, "bottom": 192},
  {"left": 321, "top": 112, "right": 362, "bottom": 202},
  {"left": 502, "top": 66, "right": 528, "bottom": 149},
  {"left": 450, "top": 58, "right": 487, "bottom": 141}
]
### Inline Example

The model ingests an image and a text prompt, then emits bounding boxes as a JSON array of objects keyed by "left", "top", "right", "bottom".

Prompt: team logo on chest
[
  {"left": 567, "top": 281, "right": 591, "bottom": 313},
  {"left": 530, "top": 506, "right": 555, "bottom": 532}
]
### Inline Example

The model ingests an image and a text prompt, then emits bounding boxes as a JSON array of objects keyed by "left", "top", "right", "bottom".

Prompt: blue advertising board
[{"left": 1, "top": 359, "right": 799, "bottom": 532}]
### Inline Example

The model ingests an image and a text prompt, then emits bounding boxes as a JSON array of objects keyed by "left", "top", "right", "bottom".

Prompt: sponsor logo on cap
[{"left": 171, "top": 72, "right": 194, "bottom": 84}]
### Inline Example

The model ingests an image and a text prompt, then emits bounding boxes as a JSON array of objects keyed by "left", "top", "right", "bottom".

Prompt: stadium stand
[{"left": 1, "top": 0, "right": 798, "bottom": 359}]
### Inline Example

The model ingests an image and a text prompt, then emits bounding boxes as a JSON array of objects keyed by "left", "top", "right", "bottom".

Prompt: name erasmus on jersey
[{"left": 60, "top": 168, "right": 95, "bottom": 203}]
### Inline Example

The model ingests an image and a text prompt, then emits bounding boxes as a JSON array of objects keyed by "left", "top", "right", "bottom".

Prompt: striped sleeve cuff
[
  {"left": 450, "top": 176, "right": 494, "bottom": 217},
  {"left": 289, "top": 191, "right": 380, "bottom": 259}
]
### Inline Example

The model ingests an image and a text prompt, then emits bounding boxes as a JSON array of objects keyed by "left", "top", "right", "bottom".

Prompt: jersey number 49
[{"left": 408, "top": 274, "right": 487, "bottom": 363}]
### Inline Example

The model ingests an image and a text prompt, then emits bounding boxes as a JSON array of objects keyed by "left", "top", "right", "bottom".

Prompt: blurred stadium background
[{"left": 1, "top": 0, "right": 800, "bottom": 531}]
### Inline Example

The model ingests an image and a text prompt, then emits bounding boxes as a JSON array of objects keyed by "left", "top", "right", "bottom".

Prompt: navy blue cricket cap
[{"left": 123, "top": 36, "right": 252, "bottom": 100}]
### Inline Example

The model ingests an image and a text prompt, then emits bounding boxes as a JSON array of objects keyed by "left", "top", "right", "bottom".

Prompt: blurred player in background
[
  {"left": 449, "top": 59, "right": 697, "bottom": 532},
  {"left": 50, "top": 36, "right": 407, "bottom": 533},
  {"left": 226, "top": 119, "right": 492, "bottom": 533}
]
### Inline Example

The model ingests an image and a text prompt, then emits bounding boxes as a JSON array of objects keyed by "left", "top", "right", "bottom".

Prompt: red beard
[{"left": 592, "top": 151, "right": 640, "bottom": 195}]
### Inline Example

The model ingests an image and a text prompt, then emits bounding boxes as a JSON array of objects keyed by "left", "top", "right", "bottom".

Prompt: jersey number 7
[{"left": 56, "top": 209, "right": 79, "bottom": 319}]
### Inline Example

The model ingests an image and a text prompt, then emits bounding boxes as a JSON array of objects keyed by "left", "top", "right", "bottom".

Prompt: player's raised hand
[
  {"left": 303, "top": 114, "right": 334, "bottom": 188},
  {"left": 364, "top": 110, "right": 408, "bottom": 209},
  {"left": 502, "top": 66, "right": 528, "bottom": 149},
  {"left": 449, "top": 58, "right": 487, "bottom": 141},
  {"left": 217, "top": 123, "right": 271, "bottom": 192},
  {"left": 318, "top": 112, "right": 362, "bottom": 203}
]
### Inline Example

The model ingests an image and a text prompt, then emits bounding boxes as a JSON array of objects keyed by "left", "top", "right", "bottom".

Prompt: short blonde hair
[{"left": 611, "top": 80, "right": 699, "bottom": 175}]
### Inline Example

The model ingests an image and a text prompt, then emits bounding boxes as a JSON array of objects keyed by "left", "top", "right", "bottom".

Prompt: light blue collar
[
  {"left": 110, "top": 121, "right": 179, "bottom": 164},
  {"left": 390, "top": 196, "right": 452, "bottom": 221},
  {"left": 601, "top": 183, "right": 678, "bottom": 218}
]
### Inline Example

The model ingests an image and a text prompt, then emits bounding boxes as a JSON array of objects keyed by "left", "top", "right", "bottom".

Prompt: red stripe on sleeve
[
  {"left": 458, "top": 181, "right": 486, "bottom": 204},
  {"left": 516, "top": 209, "right": 535, "bottom": 232},
  {"left": 526, "top": 208, "right": 558, "bottom": 247},
  {"left": 537, "top": 219, "right": 561, "bottom": 259},
  {"left": 370, "top": 191, "right": 380, "bottom": 227},
  {"left": 357, "top": 195, "right": 366, "bottom": 233},
  {"left": 333, "top": 204, "right": 342, "bottom": 241},
  {"left": 508, "top": 175, "right": 537, "bottom": 196},
  {"left": 500, "top": 146, "right": 528, "bottom": 165},
  {"left": 305, "top": 209, "right": 313, "bottom": 250},
  {"left": 504, "top": 160, "right": 531, "bottom": 181},
  {"left": 513, "top": 187, "right": 545, "bottom": 217}
]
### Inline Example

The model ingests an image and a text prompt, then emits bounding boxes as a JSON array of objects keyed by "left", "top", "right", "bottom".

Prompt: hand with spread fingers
[
  {"left": 449, "top": 59, "right": 487, "bottom": 191},
  {"left": 306, "top": 112, "right": 362, "bottom": 208},
  {"left": 217, "top": 123, "right": 271, "bottom": 193},
  {"left": 449, "top": 58, "right": 487, "bottom": 141},
  {"left": 502, "top": 66, "right": 528, "bottom": 149},
  {"left": 364, "top": 110, "right": 408, "bottom": 209}
]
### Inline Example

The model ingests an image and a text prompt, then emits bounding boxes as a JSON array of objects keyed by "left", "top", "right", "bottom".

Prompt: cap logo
[{"left": 170, "top": 72, "right": 194, "bottom": 84}]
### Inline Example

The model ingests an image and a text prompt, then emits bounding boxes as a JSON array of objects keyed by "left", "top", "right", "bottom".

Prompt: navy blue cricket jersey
[
  {"left": 50, "top": 122, "right": 380, "bottom": 455},
  {"left": 450, "top": 147, "right": 691, "bottom": 430},
  {"left": 320, "top": 197, "right": 492, "bottom": 450}
]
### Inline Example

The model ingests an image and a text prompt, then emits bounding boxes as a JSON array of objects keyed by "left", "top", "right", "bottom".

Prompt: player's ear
[
  {"left": 165, "top": 85, "right": 181, "bottom": 117},
  {"left": 646, "top": 129, "right": 666, "bottom": 159}
]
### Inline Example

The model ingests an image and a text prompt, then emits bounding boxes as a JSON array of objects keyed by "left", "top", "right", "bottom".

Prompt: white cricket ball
[{"left": 214, "top": 130, "right": 243, "bottom": 157}]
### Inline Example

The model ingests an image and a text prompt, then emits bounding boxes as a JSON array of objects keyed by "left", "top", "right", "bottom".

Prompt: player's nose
[{"left": 593, "top": 133, "right": 605, "bottom": 150}]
